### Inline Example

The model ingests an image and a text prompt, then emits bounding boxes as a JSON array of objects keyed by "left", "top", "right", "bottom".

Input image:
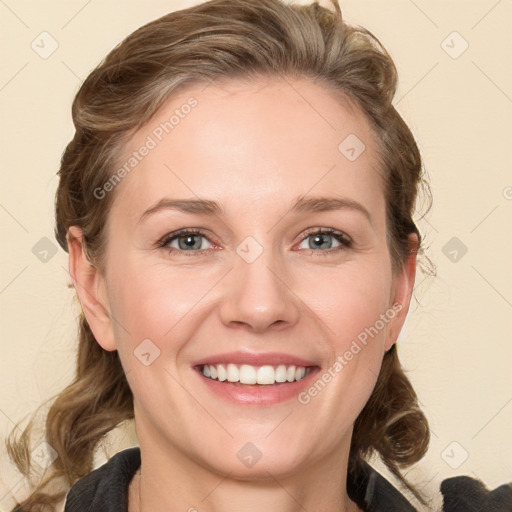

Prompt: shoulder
[
  {"left": 349, "top": 460, "right": 512, "bottom": 512},
  {"left": 441, "top": 475, "right": 512, "bottom": 512},
  {"left": 64, "top": 447, "right": 141, "bottom": 512}
]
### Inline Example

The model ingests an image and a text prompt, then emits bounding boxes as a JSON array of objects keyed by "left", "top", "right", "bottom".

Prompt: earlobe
[
  {"left": 66, "top": 226, "right": 117, "bottom": 352},
  {"left": 384, "top": 234, "right": 418, "bottom": 351}
]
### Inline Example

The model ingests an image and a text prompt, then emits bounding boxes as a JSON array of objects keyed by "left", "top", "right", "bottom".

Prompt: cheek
[
  {"left": 106, "top": 260, "right": 225, "bottom": 380},
  {"left": 294, "top": 258, "right": 393, "bottom": 346},
  {"left": 293, "top": 262, "right": 392, "bottom": 415},
  {"left": 105, "top": 264, "right": 212, "bottom": 429},
  {"left": 109, "top": 260, "right": 211, "bottom": 334}
]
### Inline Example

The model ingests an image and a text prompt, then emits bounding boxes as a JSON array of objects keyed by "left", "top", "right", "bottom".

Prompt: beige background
[{"left": 1, "top": 0, "right": 511, "bottom": 510}]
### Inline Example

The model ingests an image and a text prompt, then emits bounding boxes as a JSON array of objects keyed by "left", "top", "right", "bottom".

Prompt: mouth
[{"left": 191, "top": 352, "right": 319, "bottom": 405}]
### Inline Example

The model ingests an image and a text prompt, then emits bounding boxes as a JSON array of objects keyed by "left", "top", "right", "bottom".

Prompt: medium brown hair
[{"left": 7, "top": 0, "right": 431, "bottom": 509}]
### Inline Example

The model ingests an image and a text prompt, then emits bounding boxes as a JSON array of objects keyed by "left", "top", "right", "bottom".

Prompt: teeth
[
  {"left": 257, "top": 365, "right": 274, "bottom": 385},
  {"left": 226, "top": 363, "right": 239, "bottom": 382},
  {"left": 217, "top": 364, "right": 227, "bottom": 381},
  {"left": 201, "top": 363, "right": 309, "bottom": 385},
  {"left": 240, "top": 364, "right": 257, "bottom": 384},
  {"left": 275, "top": 365, "right": 287, "bottom": 383}
]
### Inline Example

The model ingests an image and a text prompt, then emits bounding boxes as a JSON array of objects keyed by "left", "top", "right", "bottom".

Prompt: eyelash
[{"left": 157, "top": 227, "right": 352, "bottom": 257}]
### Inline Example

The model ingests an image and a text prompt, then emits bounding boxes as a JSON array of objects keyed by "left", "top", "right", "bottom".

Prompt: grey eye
[
  {"left": 298, "top": 233, "right": 342, "bottom": 250},
  {"left": 170, "top": 234, "right": 212, "bottom": 251}
]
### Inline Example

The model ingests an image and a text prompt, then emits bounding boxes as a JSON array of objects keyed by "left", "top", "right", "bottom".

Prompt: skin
[{"left": 67, "top": 78, "right": 417, "bottom": 512}]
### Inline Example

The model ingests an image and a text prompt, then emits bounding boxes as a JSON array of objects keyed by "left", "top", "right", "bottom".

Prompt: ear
[
  {"left": 384, "top": 233, "right": 418, "bottom": 351},
  {"left": 67, "top": 226, "right": 117, "bottom": 352}
]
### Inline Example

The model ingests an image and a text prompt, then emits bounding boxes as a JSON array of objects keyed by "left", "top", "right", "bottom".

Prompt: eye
[
  {"left": 157, "top": 227, "right": 351, "bottom": 256},
  {"left": 159, "top": 229, "right": 214, "bottom": 253},
  {"left": 296, "top": 228, "right": 352, "bottom": 252}
]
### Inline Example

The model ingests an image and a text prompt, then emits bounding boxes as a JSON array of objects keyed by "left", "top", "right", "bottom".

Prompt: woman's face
[{"left": 72, "top": 78, "right": 415, "bottom": 479}]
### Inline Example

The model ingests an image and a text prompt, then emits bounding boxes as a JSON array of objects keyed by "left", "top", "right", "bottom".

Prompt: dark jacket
[{"left": 63, "top": 447, "right": 512, "bottom": 512}]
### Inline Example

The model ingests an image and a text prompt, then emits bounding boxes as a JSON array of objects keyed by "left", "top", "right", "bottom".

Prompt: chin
[{"left": 195, "top": 435, "right": 320, "bottom": 482}]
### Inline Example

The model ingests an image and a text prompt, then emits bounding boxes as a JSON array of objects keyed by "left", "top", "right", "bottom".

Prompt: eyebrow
[{"left": 137, "top": 195, "right": 372, "bottom": 224}]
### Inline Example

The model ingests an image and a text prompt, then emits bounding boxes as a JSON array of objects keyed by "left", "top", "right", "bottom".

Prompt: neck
[{"left": 128, "top": 433, "right": 361, "bottom": 512}]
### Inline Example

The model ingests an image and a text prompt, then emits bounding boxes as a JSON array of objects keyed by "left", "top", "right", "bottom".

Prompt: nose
[{"left": 218, "top": 251, "right": 301, "bottom": 333}]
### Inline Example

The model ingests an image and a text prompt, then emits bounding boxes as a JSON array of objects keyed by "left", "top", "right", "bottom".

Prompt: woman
[{"left": 7, "top": 0, "right": 511, "bottom": 511}]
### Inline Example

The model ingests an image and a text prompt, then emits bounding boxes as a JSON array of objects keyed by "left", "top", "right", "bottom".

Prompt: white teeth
[
  {"left": 257, "top": 365, "right": 275, "bottom": 385},
  {"left": 275, "top": 365, "right": 287, "bottom": 383},
  {"left": 240, "top": 364, "right": 257, "bottom": 384},
  {"left": 217, "top": 364, "right": 227, "bottom": 381},
  {"left": 226, "top": 363, "right": 239, "bottom": 382},
  {"left": 295, "top": 366, "right": 306, "bottom": 381},
  {"left": 201, "top": 363, "right": 309, "bottom": 385}
]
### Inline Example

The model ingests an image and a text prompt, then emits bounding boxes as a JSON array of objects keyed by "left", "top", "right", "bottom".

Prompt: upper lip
[{"left": 192, "top": 351, "right": 317, "bottom": 368}]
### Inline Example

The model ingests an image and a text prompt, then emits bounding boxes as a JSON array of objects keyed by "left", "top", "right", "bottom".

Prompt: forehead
[{"left": 109, "top": 78, "right": 385, "bottom": 224}]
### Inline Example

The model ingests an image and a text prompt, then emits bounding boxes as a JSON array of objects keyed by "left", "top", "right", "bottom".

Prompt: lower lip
[{"left": 194, "top": 368, "right": 319, "bottom": 406}]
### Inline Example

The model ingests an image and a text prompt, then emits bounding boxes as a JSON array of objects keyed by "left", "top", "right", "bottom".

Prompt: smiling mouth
[{"left": 198, "top": 363, "right": 312, "bottom": 385}]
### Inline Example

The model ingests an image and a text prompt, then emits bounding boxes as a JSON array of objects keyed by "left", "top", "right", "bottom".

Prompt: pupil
[
  {"left": 311, "top": 234, "right": 331, "bottom": 249},
  {"left": 180, "top": 235, "right": 200, "bottom": 250}
]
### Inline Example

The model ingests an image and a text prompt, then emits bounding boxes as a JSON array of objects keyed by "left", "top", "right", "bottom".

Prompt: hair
[{"left": 7, "top": 0, "right": 432, "bottom": 509}]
